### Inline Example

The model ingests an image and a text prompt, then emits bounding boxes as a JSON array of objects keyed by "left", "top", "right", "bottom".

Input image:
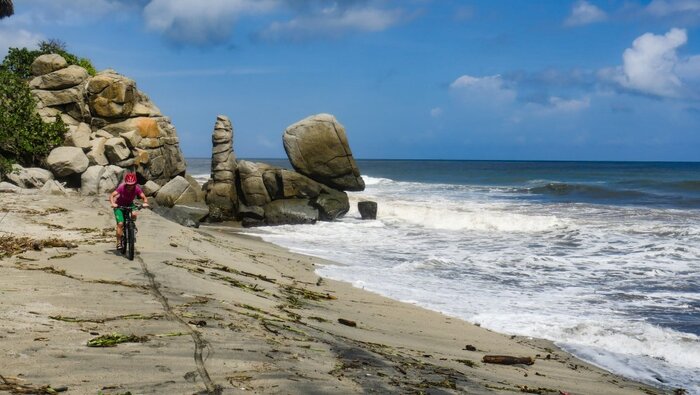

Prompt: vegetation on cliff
[{"left": 0, "top": 39, "right": 95, "bottom": 177}]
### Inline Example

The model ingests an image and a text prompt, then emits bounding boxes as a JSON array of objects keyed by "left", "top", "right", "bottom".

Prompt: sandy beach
[{"left": 0, "top": 191, "right": 666, "bottom": 395}]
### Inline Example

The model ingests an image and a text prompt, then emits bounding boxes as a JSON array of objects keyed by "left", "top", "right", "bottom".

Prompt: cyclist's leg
[{"left": 114, "top": 208, "right": 124, "bottom": 248}]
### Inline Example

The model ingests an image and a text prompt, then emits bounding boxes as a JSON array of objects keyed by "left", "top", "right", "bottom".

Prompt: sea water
[{"left": 189, "top": 159, "right": 700, "bottom": 393}]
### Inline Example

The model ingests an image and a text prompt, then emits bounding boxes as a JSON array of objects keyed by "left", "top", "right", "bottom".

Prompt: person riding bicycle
[{"left": 109, "top": 173, "right": 149, "bottom": 250}]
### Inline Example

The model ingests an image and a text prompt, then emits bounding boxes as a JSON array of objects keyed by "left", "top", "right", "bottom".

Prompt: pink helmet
[{"left": 124, "top": 173, "right": 138, "bottom": 185}]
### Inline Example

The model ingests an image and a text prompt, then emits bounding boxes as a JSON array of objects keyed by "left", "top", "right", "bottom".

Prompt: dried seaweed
[{"left": 87, "top": 333, "right": 148, "bottom": 347}]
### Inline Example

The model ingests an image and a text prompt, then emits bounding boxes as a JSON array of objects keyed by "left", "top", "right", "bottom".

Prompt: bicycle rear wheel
[{"left": 126, "top": 221, "right": 135, "bottom": 260}]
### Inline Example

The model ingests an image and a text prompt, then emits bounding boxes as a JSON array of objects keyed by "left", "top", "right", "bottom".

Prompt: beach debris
[
  {"left": 86, "top": 333, "right": 148, "bottom": 347},
  {"left": 338, "top": 318, "right": 357, "bottom": 327},
  {"left": 0, "top": 235, "right": 76, "bottom": 258},
  {"left": 283, "top": 284, "right": 336, "bottom": 301},
  {"left": 482, "top": 355, "right": 534, "bottom": 365},
  {"left": 188, "top": 319, "right": 207, "bottom": 327},
  {"left": 169, "top": 242, "right": 178, "bottom": 247},
  {"left": 463, "top": 344, "right": 477, "bottom": 351},
  {"left": 0, "top": 374, "right": 67, "bottom": 394},
  {"left": 455, "top": 359, "right": 478, "bottom": 368}
]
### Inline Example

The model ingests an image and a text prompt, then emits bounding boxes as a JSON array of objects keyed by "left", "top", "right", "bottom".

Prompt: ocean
[{"left": 188, "top": 158, "right": 700, "bottom": 393}]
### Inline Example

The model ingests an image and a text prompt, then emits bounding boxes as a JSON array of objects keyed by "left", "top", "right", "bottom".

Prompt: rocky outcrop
[
  {"left": 28, "top": 54, "right": 188, "bottom": 189},
  {"left": 201, "top": 113, "right": 360, "bottom": 227},
  {"left": 205, "top": 116, "right": 238, "bottom": 221},
  {"left": 1, "top": 53, "right": 197, "bottom": 200},
  {"left": 283, "top": 114, "right": 365, "bottom": 192}
]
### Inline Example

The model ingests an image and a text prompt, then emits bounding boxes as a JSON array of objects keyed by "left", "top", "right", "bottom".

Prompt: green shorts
[{"left": 114, "top": 204, "right": 136, "bottom": 224}]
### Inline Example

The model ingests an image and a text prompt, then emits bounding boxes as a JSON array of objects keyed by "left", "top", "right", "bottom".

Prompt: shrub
[
  {"left": 0, "top": 39, "right": 97, "bottom": 79},
  {"left": 0, "top": 69, "right": 66, "bottom": 178}
]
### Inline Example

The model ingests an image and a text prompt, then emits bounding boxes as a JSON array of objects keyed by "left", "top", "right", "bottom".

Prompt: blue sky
[{"left": 2, "top": 0, "right": 700, "bottom": 161}]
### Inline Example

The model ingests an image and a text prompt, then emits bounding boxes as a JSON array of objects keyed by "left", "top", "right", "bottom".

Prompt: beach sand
[{"left": 0, "top": 192, "right": 665, "bottom": 394}]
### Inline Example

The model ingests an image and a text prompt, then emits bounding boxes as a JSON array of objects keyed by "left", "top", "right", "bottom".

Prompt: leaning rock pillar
[{"left": 205, "top": 115, "right": 238, "bottom": 221}]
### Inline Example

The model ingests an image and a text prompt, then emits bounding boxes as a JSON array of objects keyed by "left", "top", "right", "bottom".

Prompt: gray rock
[
  {"left": 80, "top": 165, "right": 106, "bottom": 195},
  {"left": 237, "top": 160, "right": 272, "bottom": 207},
  {"left": 87, "top": 137, "right": 109, "bottom": 166},
  {"left": 283, "top": 113, "right": 365, "bottom": 191},
  {"left": 47, "top": 146, "right": 89, "bottom": 177},
  {"left": 142, "top": 180, "right": 161, "bottom": 196},
  {"left": 86, "top": 71, "right": 136, "bottom": 118},
  {"left": 5, "top": 164, "right": 53, "bottom": 188},
  {"left": 29, "top": 65, "right": 89, "bottom": 90},
  {"left": 155, "top": 176, "right": 201, "bottom": 207},
  {"left": 64, "top": 122, "right": 92, "bottom": 150},
  {"left": 99, "top": 165, "right": 125, "bottom": 194},
  {"left": 0, "top": 181, "right": 21, "bottom": 193},
  {"left": 40, "top": 180, "right": 67, "bottom": 196},
  {"left": 31, "top": 54, "right": 68, "bottom": 76},
  {"left": 104, "top": 137, "right": 131, "bottom": 164},
  {"left": 119, "top": 130, "right": 142, "bottom": 149},
  {"left": 32, "top": 87, "right": 83, "bottom": 107},
  {"left": 314, "top": 187, "right": 350, "bottom": 221},
  {"left": 263, "top": 199, "right": 318, "bottom": 226},
  {"left": 358, "top": 201, "right": 378, "bottom": 220}
]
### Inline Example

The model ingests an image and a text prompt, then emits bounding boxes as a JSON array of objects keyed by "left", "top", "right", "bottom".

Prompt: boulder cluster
[
  {"left": 2, "top": 53, "right": 367, "bottom": 227},
  {"left": 205, "top": 114, "right": 365, "bottom": 227},
  {"left": 11, "top": 53, "right": 187, "bottom": 195}
]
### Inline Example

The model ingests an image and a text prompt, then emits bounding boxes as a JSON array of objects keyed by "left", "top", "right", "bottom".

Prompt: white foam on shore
[{"left": 241, "top": 175, "right": 700, "bottom": 394}]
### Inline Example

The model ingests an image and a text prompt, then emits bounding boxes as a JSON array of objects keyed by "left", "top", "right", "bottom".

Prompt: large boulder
[
  {"left": 263, "top": 169, "right": 322, "bottom": 200},
  {"left": 99, "top": 165, "right": 125, "bottom": 193},
  {"left": 263, "top": 199, "right": 319, "bottom": 226},
  {"left": 283, "top": 114, "right": 365, "bottom": 192},
  {"left": 237, "top": 161, "right": 272, "bottom": 207},
  {"left": 64, "top": 122, "right": 92, "bottom": 150},
  {"left": 5, "top": 164, "right": 54, "bottom": 189},
  {"left": 40, "top": 180, "right": 67, "bottom": 196},
  {"left": 104, "top": 137, "right": 131, "bottom": 164},
  {"left": 32, "top": 87, "right": 83, "bottom": 107},
  {"left": 86, "top": 70, "right": 136, "bottom": 118},
  {"left": 358, "top": 201, "right": 378, "bottom": 220},
  {"left": 142, "top": 180, "right": 161, "bottom": 196},
  {"left": 30, "top": 54, "right": 68, "bottom": 76},
  {"left": 205, "top": 182, "right": 237, "bottom": 221},
  {"left": 155, "top": 176, "right": 203, "bottom": 207},
  {"left": 29, "top": 65, "right": 89, "bottom": 90},
  {"left": 0, "top": 182, "right": 21, "bottom": 193},
  {"left": 80, "top": 165, "right": 105, "bottom": 195},
  {"left": 87, "top": 137, "right": 109, "bottom": 166},
  {"left": 47, "top": 146, "right": 89, "bottom": 177},
  {"left": 314, "top": 187, "right": 349, "bottom": 221}
]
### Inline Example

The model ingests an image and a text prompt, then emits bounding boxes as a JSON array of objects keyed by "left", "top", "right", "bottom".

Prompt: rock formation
[
  {"left": 283, "top": 114, "right": 365, "bottom": 192},
  {"left": 29, "top": 54, "right": 187, "bottom": 188},
  {"left": 204, "top": 116, "right": 238, "bottom": 221},
  {"left": 204, "top": 113, "right": 359, "bottom": 227}
]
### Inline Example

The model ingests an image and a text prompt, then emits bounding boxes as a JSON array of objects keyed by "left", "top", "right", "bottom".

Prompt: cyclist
[{"left": 109, "top": 172, "right": 149, "bottom": 251}]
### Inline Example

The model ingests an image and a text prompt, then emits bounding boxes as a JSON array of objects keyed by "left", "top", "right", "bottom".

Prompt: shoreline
[{"left": 0, "top": 192, "right": 667, "bottom": 394}]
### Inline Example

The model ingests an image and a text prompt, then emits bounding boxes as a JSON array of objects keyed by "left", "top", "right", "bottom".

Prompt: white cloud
[
  {"left": 0, "top": 27, "right": 44, "bottom": 57},
  {"left": 529, "top": 96, "right": 591, "bottom": 115},
  {"left": 645, "top": 0, "right": 700, "bottom": 16},
  {"left": 449, "top": 74, "right": 517, "bottom": 103},
  {"left": 608, "top": 28, "right": 689, "bottom": 98},
  {"left": 143, "top": 0, "right": 278, "bottom": 45},
  {"left": 564, "top": 1, "right": 607, "bottom": 27},
  {"left": 257, "top": 5, "right": 403, "bottom": 41},
  {"left": 430, "top": 107, "right": 443, "bottom": 117}
]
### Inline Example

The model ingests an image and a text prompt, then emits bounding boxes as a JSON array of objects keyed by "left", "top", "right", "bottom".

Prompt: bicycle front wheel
[{"left": 126, "top": 221, "right": 135, "bottom": 260}]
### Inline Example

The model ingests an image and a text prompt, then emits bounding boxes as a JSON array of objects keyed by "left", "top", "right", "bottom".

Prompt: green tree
[{"left": 0, "top": 69, "right": 66, "bottom": 177}]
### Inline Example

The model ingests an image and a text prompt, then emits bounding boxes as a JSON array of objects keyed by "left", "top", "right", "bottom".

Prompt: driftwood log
[{"left": 482, "top": 355, "right": 534, "bottom": 365}]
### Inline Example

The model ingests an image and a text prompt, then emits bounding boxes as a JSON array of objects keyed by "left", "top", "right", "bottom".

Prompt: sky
[{"left": 1, "top": 0, "right": 700, "bottom": 161}]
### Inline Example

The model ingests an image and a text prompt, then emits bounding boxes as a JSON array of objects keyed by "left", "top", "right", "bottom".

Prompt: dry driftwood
[{"left": 482, "top": 355, "right": 534, "bottom": 365}]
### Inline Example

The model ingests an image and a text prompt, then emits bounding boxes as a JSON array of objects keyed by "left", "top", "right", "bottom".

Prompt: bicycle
[{"left": 117, "top": 203, "right": 143, "bottom": 260}]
